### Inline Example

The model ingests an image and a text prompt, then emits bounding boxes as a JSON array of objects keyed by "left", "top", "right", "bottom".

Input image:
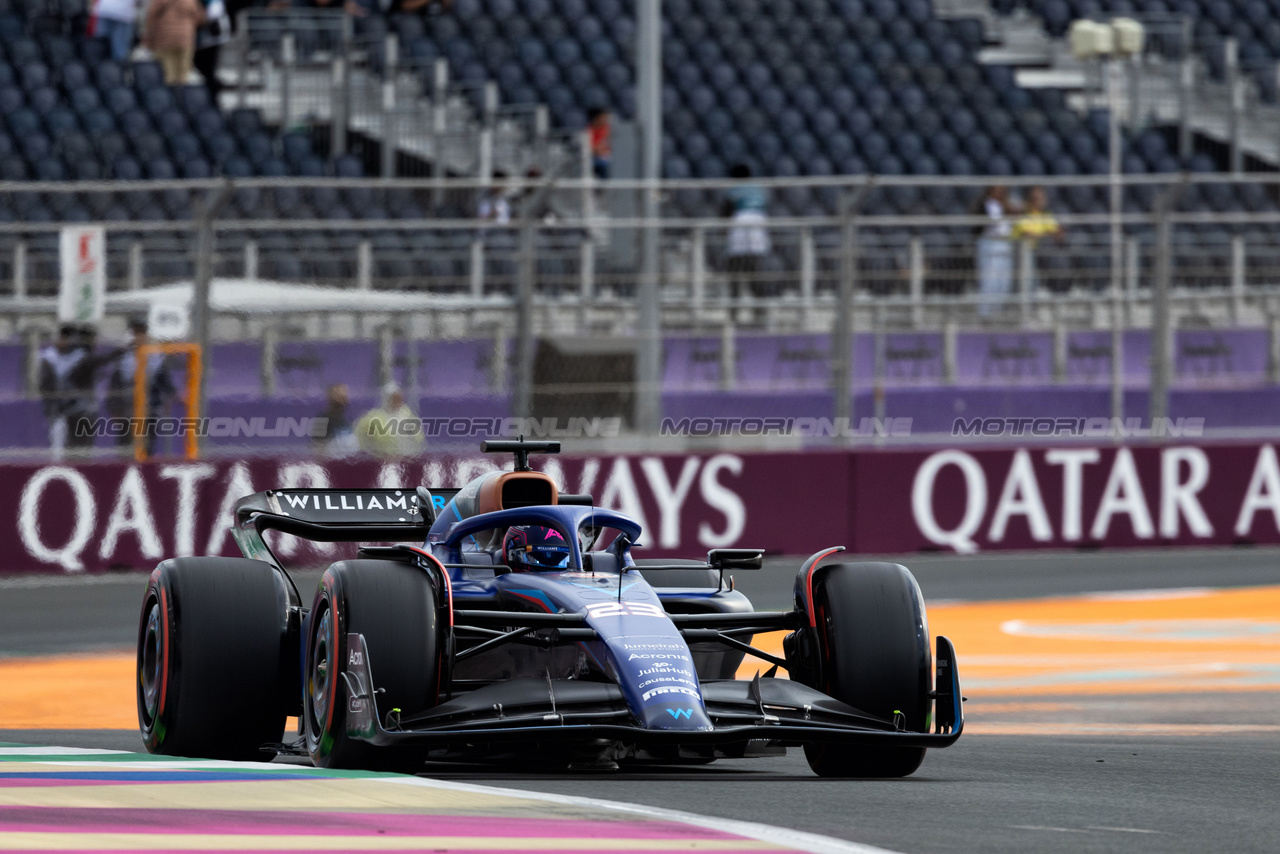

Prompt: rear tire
[
  {"left": 137, "top": 558, "right": 293, "bottom": 761},
  {"left": 801, "top": 562, "right": 931, "bottom": 778},
  {"left": 304, "top": 560, "right": 440, "bottom": 771}
]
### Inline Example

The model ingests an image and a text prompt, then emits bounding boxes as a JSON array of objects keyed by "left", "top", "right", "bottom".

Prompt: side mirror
[{"left": 708, "top": 548, "right": 764, "bottom": 570}]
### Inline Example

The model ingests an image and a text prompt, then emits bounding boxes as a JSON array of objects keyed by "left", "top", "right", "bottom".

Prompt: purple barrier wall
[{"left": 4, "top": 442, "right": 1280, "bottom": 575}]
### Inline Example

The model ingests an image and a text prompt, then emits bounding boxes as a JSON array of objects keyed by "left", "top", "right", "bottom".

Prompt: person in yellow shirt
[
  {"left": 1011, "top": 186, "right": 1063, "bottom": 294},
  {"left": 354, "top": 382, "right": 425, "bottom": 458},
  {"left": 1011, "top": 186, "right": 1062, "bottom": 244}
]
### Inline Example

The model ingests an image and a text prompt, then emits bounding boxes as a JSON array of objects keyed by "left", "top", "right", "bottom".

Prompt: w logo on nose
[{"left": 667, "top": 708, "right": 693, "bottom": 720}]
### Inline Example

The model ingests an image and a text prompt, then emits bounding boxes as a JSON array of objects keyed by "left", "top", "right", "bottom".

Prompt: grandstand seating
[{"left": 0, "top": 0, "right": 1251, "bottom": 217}]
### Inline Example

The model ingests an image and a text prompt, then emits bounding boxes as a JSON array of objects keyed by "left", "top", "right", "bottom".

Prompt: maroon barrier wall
[{"left": 3, "top": 443, "right": 1279, "bottom": 575}]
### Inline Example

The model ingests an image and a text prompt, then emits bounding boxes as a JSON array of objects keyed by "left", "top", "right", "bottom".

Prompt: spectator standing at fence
[
  {"left": 39, "top": 323, "right": 124, "bottom": 459},
  {"left": 92, "top": 0, "right": 141, "bottom": 61},
  {"left": 721, "top": 163, "right": 771, "bottom": 323},
  {"left": 974, "top": 185, "right": 1020, "bottom": 316},
  {"left": 314, "top": 382, "right": 358, "bottom": 456},
  {"left": 355, "top": 382, "right": 424, "bottom": 458},
  {"left": 1010, "top": 186, "right": 1063, "bottom": 295},
  {"left": 144, "top": 0, "right": 206, "bottom": 85},
  {"left": 587, "top": 108, "right": 612, "bottom": 180},
  {"left": 106, "top": 317, "right": 177, "bottom": 455},
  {"left": 477, "top": 173, "right": 512, "bottom": 224},
  {"left": 193, "top": 0, "right": 232, "bottom": 101}
]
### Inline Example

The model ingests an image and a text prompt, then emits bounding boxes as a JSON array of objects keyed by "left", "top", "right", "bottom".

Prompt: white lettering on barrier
[
  {"left": 99, "top": 466, "right": 162, "bottom": 560},
  {"left": 599, "top": 457, "right": 649, "bottom": 536},
  {"left": 159, "top": 464, "right": 215, "bottom": 557},
  {"left": 698, "top": 454, "right": 745, "bottom": 548},
  {"left": 205, "top": 463, "right": 255, "bottom": 555},
  {"left": 1044, "top": 448, "right": 1100, "bottom": 541},
  {"left": 988, "top": 449, "right": 1052, "bottom": 543},
  {"left": 1235, "top": 445, "right": 1280, "bottom": 536},
  {"left": 641, "top": 457, "right": 700, "bottom": 549},
  {"left": 18, "top": 466, "right": 97, "bottom": 571},
  {"left": 911, "top": 450, "right": 987, "bottom": 554},
  {"left": 1160, "top": 447, "right": 1213, "bottom": 538},
  {"left": 1091, "top": 448, "right": 1154, "bottom": 540}
]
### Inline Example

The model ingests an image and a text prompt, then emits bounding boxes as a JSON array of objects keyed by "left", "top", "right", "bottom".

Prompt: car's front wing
[{"left": 339, "top": 634, "right": 964, "bottom": 751}]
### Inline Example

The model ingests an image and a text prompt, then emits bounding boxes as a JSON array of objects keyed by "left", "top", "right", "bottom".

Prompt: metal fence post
[
  {"left": 357, "top": 239, "right": 372, "bottom": 290},
  {"left": 1179, "top": 54, "right": 1194, "bottom": 160},
  {"left": 534, "top": 104, "right": 549, "bottom": 173},
  {"left": 280, "top": 32, "right": 294, "bottom": 134},
  {"left": 801, "top": 226, "right": 816, "bottom": 328},
  {"left": 128, "top": 241, "right": 143, "bottom": 290},
  {"left": 1124, "top": 236, "right": 1139, "bottom": 324},
  {"left": 1226, "top": 38, "right": 1242, "bottom": 174},
  {"left": 12, "top": 240, "right": 26, "bottom": 300},
  {"left": 580, "top": 237, "right": 595, "bottom": 303},
  {"left": 1231, "top": 234, "right": 1246, "bottom": 325},
  {"left": 381, "top": 34, "right": 398, "bottom": 178},
  {"left": 1270, "top": 313, "right": 1280, "bottom": 384},
  {"left": 1053, "top": 322, "right": 1067, "bottom": 382},
  {"left": 1017, "top": 239, "right": 1034, "bottom": 324},
  {"left": 690, "top": 225, "right": 705, "bottom": 317},
  {"left": 331, "top": 58, "right": 347, "bottom": 156},
  {"left": 1150, "top": 180, "right": 1187, "bottom": 426},
  {"left": 513, "top": 203, "right": 537, "bottom": 419},
  {"left": 908, "top": 235, "right": 923, "bottom": 327},
  {"left": 833, "top": 184, "right": 870, "bottom": 440},
  {"left": 192, "top": 182, "right": 234, "bottom": 448},
  {"left": 244, "top": 239, "right": 258, "bottom": 279},
  {"left": 261, "top": 325, "right": 277, "bottom": 397},
  {"left": 470, "top": 238, "right": 485, "bottom": 295},
  {"left": 719, "top": 321, "right": 735, "bottom": 392},
  {"left": 236, "top": 10, "right": 249, "bottom": 110},
  {"left": 432, "top": 59, "right": 448, "bottom": 209}
]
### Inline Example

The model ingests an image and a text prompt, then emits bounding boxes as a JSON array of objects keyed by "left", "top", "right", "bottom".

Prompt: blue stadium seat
[
  {"left": 33, "top": 157, "right": 63, "bottom": 180},
  {"left": 146, "top": 159, "right": 177, "bottom": 180},
  {"left": 28, "top": 84, "right": 55, "bottom": 113},
  {"left": 61, "top": 61, "right": 88, "bottom": 91},
  {"left": 242, "top": 131, "right": 273, "bottom": 166},
  {"left": 113, "top": 156, "right": 142, "bottom": 180},
  {"left": 104, "top": 86, "right": 137, "bottom": 115},
  {"left": 229, "top": 108, "right": 263, "bottom": 139},
  {"left": 6, "top": 107, "right": 38, "bottom": 137},
  {"left": 143, "top": 86, "right": 175, "bottom": 117},
  {"left": 94, "top": 60, "right": 124, "bottom": 91},
  {"left": 334, "top": 154, "right": 364, "bottom": 178},
  {"left": 96, "top": 132, "right": 127, "bottom": 163},
  {"left": 205, "top": 132, "right": 239, "bottom": 165},
  {"left": 43, "top": 107, "right": 77, "bottom": 136},
  {"left": 194, "top": 107, "right": 226, "bottom": 137},
  {"left": 132, "top": 62, "right": 164, "bottom": 91},
  {"left": 119, "top": 109, "right": 152, "bottom": 139},
  {"left": 69, "top": 86, "right": 100, "bottom": 115},
  {"left": 223, "top": 156, "right": 254, "bottom": 178},
  {"left": 181, "top": 158, "right": 212, "bottom": 178},
  {"left": 132, "top": 132, "right": 166, "bottom": 162},
  {"left": 0, "top": 84, "right": 22, "bottom": 114}
]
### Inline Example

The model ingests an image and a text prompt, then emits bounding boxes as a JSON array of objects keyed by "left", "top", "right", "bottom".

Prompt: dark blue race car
[{"left": 136, "top": 439, "right": 963, "bottom": 777}]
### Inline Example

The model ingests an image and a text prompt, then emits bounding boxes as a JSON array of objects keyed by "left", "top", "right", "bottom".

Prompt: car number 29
[{"left": 584, "top": 601, "right": 666, "bottom": 619}]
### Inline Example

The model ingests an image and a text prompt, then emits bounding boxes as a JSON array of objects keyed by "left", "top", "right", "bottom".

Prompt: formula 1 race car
[{"left": 137, "top": 439, "right": 963, "bottom": 777}]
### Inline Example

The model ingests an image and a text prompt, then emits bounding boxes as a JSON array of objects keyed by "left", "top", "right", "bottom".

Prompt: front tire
[
  {"left": 304, "top": 560, "right": 440, "bottom": 771},
  {"left": 801, "top": 562, "right": 932, "bottom": 778},
  {"left": 137, "top": 558, "right": 294, "bottom": 760}
]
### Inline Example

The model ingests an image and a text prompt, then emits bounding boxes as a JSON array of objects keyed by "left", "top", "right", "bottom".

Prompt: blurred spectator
[
  {"left": 587, "top": 107, "right": 611, "bottom": 180},
  {"left": 92, "top": 0, "right": 141, "bottom": 61},
  {"left": 477, "top": 172, "right": 511, "bottom": 223},
  {"left": 144, "top": 0, "right": 206, "bottom": 85},
  {"left": 355, "top": 382, "right": 424, "bottom": 458},
  {"left": 721, "top": 163, "right": 771, "bottom": 321},
  {"left": 39, "top": 323, "right": 124, "bottom": 459},
  {"left": 974, "top": 185, "right": 1020, "bottom": 316},
  {"left": 194, "top": 0, "right": 232, "bottom": 101},
  {"left": 1011, "top": 186, "right": 1063, "bottom": 295},
  {"left": 105, "top": 317, "right": 177, "bottom": 455},
  {"left": 314, "top": 383, "right": 358, "bottom": 456}
]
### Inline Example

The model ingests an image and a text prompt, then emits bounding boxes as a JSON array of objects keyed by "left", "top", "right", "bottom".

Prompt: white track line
[{"left": 11, "top": 748, "right": 903, "bottom": 854}]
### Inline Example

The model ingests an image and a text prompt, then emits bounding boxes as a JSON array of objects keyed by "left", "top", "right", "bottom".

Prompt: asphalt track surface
[{"left": 3, "top": 547, "right": 1280, "bottom": 853}]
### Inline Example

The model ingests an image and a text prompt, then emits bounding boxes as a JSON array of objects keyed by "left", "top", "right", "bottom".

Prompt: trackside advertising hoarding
[{"left": 3, "top": 443, "right": 1280, "bottom": 575}]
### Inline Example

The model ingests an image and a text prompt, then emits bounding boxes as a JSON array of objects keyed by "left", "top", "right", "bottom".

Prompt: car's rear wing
[{"left": 231, "top": 487, "right": 462, "bottom": 569}]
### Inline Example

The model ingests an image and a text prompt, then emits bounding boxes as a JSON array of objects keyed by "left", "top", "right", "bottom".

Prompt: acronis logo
[{"left": 667, "top": 708, "right": 693, "bottom": 720}]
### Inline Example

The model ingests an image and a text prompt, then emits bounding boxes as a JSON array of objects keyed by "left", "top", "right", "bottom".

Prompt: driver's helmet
[{"left": 503, "top": 525, "right": 572, "bottom": 572}]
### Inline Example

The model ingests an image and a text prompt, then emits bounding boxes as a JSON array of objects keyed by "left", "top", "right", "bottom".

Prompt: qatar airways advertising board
[{"left": 3, "top": 444, "right": 1280, "bottom": 575}]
